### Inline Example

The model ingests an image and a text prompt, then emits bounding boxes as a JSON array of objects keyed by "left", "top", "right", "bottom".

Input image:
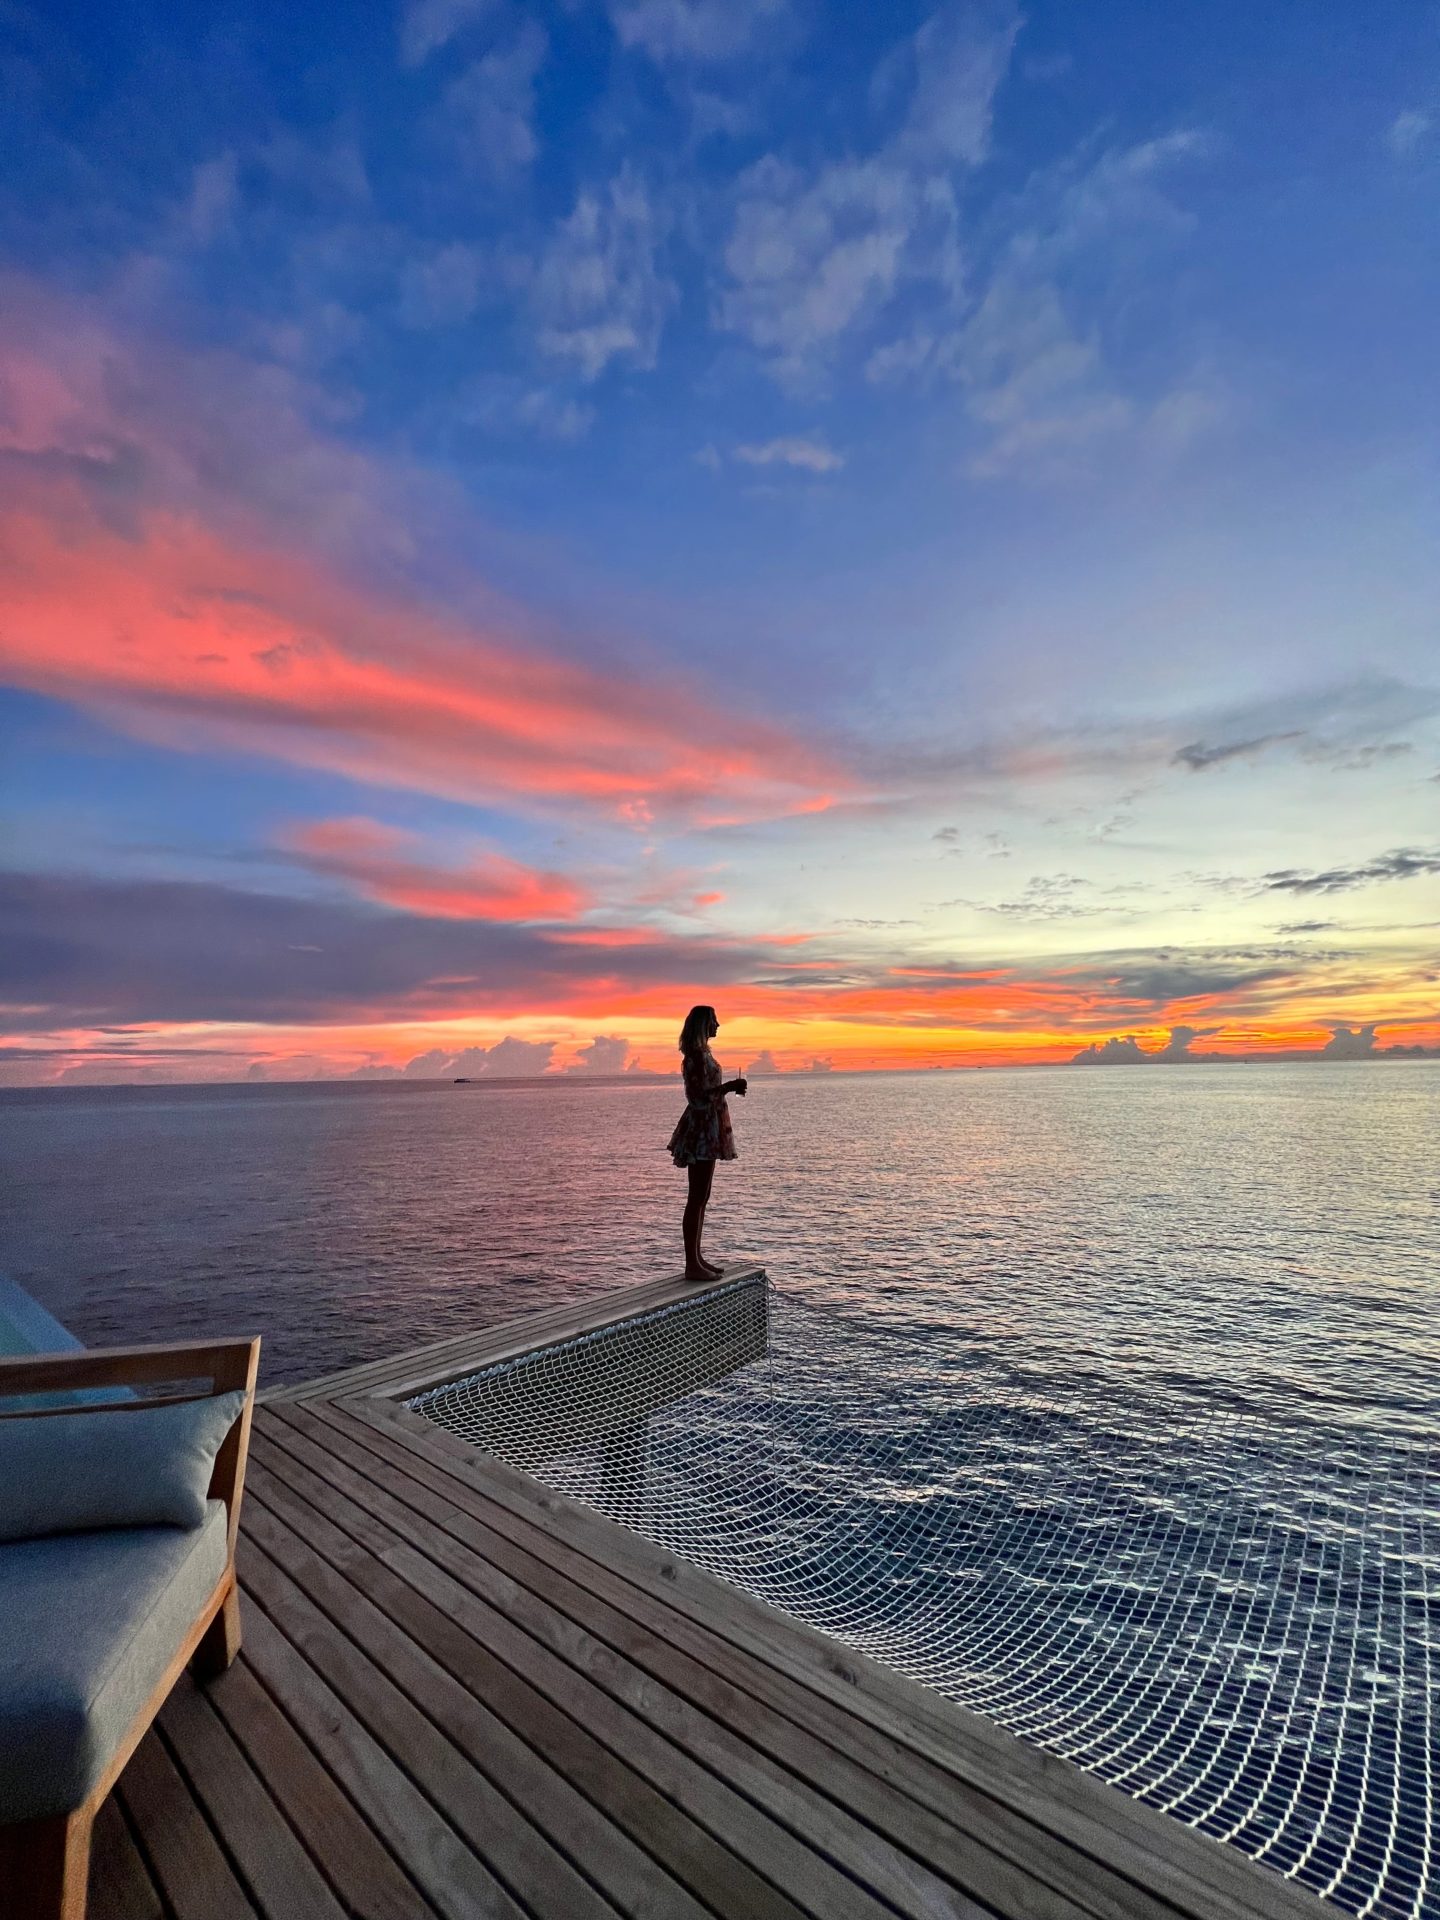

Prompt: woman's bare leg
[
  {"left": 694, "top": 1159, "right": 721, "bottom": 1273},
  {"left": 683, "top": 1160, "right": 716, "bottom": 1279}
]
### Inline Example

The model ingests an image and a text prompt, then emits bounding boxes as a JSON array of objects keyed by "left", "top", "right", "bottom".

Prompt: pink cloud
[
  {"left": 0, "top": 281, "right": 848, "bottom": 827},
  {"left": 283, "top": 817, "right": 591, "bottom": 921}
]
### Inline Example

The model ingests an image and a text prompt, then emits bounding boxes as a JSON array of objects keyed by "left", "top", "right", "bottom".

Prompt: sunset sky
[{"left": 2, "top": 0, "right": 1437, "bottom": 1083}]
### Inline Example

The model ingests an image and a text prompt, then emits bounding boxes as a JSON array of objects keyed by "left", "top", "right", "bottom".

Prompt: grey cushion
[
  {"left": 0, "top": 1499, "right": 229, "bottom": 1821},
  {"left": 0, "top": 1392, "right": 245, "bottom": 1541}
]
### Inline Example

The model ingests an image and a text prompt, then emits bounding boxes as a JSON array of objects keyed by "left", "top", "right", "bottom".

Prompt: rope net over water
[{"left": 409, "top": 1276, "right": 1438, "bottom": 1920}]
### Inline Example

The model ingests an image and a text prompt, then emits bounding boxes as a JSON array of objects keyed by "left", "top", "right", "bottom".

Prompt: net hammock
[{"left": 409, "top": 1276, "right": 1437, "bottom": 1920}]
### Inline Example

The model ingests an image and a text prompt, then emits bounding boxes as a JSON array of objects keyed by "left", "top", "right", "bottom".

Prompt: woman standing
[{"left": 668, "top": 1005, "right": 747, "bottom": 1281}]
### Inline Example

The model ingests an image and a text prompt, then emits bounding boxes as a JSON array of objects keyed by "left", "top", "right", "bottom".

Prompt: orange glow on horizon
[{"left": 7, "top": 1009, "right": 1436, "bottom": 1088}]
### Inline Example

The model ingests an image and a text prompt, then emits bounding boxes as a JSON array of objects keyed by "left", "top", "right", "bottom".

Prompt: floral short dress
[{"left": 667, "top": 1046, "right": 736, "bottom": 1167}]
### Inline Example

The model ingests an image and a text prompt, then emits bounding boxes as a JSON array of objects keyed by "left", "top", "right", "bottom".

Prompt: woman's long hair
[{"left": 679, "top": 1005, "right": 716, "bottom": 1057}]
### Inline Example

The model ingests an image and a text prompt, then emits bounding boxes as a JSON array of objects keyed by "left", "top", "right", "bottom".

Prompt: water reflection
[{"left": 1, "top": 1064, "right": 1435, "bottom": 1423}]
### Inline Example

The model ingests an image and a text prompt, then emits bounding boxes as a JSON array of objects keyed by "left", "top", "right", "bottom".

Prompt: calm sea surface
[
  {"left": 3, "top": 1064, "right": 1437, "bottom": 1914},
  {"left": 1, "top": 1063, "right": 1435, "bottom": 1425}
]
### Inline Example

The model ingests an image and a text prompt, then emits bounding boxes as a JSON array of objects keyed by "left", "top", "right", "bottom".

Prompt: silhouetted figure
[{"left": 667, "top": 1004, "right": 747, "bottom": 1281}]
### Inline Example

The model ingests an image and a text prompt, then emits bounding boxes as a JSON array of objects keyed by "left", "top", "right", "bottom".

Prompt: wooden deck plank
[
  {"left": 238, "top": 1476, "right": 712, "bottom": 1920},
  {"left": 115, "top": 1728, "right": 256, "bottom": 1920},
  {"left": 239, "top": 1466, "right": 673, "bottom": 1920},
  {"left": 203, "top": 1657, "right": 436, "bottom": 1920},
  {"left": 245, "top": 1451, "right": 733, "bottom": 1920},
  {"left": 345, "top": 1395, "right": 1326, "bottom": 1920},
  {"left": 269, "top": 1402, "right": 1087, "bottom": 1920},
  {"left": 242, "top": 1455, "right": 770, "bottom": 1920},
  {"left": 89, "top": 1799, "right": 164, "bottom": 1920},
  {"left": 157, "top": 1676, "right": 347, "bottom": 1920},
  {"left": 292, "top": 1398, "right": 1161, "bottom": 1920},
  {"left": 245, "top": 1427, "right": 883, "bottom": 1920},
  {"left": 238, "top": 1575, "right": 520, "bottom": 1920}
]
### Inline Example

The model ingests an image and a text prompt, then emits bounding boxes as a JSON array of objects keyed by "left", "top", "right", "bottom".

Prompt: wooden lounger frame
[{"left": 0, "top": 1336, "right": 261, "bottom": 1920}]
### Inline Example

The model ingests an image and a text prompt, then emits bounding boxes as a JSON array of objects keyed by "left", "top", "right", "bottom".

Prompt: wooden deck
[{"left": 89, "top": 1275, "right": 1329, "bottom": 1920}]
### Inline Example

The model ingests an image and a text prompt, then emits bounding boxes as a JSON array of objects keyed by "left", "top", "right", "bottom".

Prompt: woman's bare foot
[
  {"left": 698, "top": 1255, "right": 723, "bottom": 1276},
  {"left": 683, "top": 1264, "right": 711, "bottom": 1283}
]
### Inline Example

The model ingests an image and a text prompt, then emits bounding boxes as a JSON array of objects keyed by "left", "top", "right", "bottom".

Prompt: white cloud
[
  {"left": 258, "top": 127, "right": 371, "bottom": 204},
  {"left": 413, "top": 1037, "right": 557, "bottom": 1076},
  {"left": 400, "top": 0, "right": 497, "bottom": 67},
  {"left": 403, "top": 1047, "right": 453, "bottom": 1076},
  {"left": 186, "top": 153, "right": 239, "bottom": 243},
  {"left": 717, "top": 156, "right": 921, "bottom": 380},
  {"left": 485, "top": 1035, "right": 556, "bottom": 1075},
  {"left": 262, "top": 300, "right": 367, "bottom": 369},
  {"left": 899, "top": 0, "right": 1021, "bottom": 163},
  {"left": 534, "top": 165, "right": 675, "bottom": 379},
  {"left": 511, "top": 388, "right": 595, "bottom": 441},
  {"left": 568, "top": 1034, "right": 631, "bottom": 1072},
  {"left": 684, "top": 86, "right": 759, "bottom": 142},
  {"left": 732, "top": 435, "right": 844, "bottom": 473},
  {"left": 865, "top": 330, "right": 937, "bottom": 384},
  {"left": 1023, "top": 50, "right": 1073, "bottom": 83},
  {"left": 1146, "top": 374, "right": 1230, "bottom": 450},
  {"left": 607, "top": 0, "right": 788, "bottom": 65},
  {"left": 864, "top": 129, "right": 1213, "bottom": 470},
  {"left": 714, "top": 5, "right": 1017, "bottom": 384},
  {"left": 398, "top": 242, "right": 487, "bottom": 327},
  {"left": 938, "top": 131, "right": 1214, "bottom": 478},
  {"left": 462, "top": 376, "right": 595, "bottom": 441},
  {"left": 445, "top": 23, "right": 547, "bottom": 175},
  {"left": 1387, "top": 108, "right": 1433, "bottom": 159}
]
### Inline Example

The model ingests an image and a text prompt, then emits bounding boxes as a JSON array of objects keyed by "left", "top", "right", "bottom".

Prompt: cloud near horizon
[{"left": 3, "top": 865, "right": 1436, "bottom": 1084}]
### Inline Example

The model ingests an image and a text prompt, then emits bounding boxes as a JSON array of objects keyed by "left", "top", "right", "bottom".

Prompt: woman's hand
[{"left": 731, "top": 1076, "right": 748, "bottom": 1097}]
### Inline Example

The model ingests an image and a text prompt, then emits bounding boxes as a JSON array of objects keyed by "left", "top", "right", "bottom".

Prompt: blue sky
[{"left": 1, "top": 0, "right": 1437, "bottom": 1079}]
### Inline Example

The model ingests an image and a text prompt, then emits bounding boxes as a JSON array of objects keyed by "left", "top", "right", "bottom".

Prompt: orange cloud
[{"left": 283, "top": 817, "right": 588, "bottom": 921}]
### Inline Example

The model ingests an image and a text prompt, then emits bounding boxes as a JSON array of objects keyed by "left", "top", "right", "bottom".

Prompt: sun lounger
[{"left": 0, "top": 1336, "right": 259, "bottom": 1920}]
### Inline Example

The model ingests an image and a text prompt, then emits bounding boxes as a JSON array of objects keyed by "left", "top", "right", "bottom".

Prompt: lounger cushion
[
  {"left": 0, "top": 1392, "right": 245, "bottom": 1541},
  {"left": 0, "top": 1500, "right": 229, "bottom": 1822}
]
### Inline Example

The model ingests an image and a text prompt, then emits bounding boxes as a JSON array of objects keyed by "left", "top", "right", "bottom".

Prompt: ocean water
[
  {"left": 2, "top": 1064, "right": 1436, "bottom": 1915},
  {"left": 1, "top": 1063, "right": 1435, "bottom": 1421}
]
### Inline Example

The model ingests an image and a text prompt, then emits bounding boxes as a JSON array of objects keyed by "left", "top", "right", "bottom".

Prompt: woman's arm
[{"left": 683, "top": 1054, "right": 747, "bottom": 1101}]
